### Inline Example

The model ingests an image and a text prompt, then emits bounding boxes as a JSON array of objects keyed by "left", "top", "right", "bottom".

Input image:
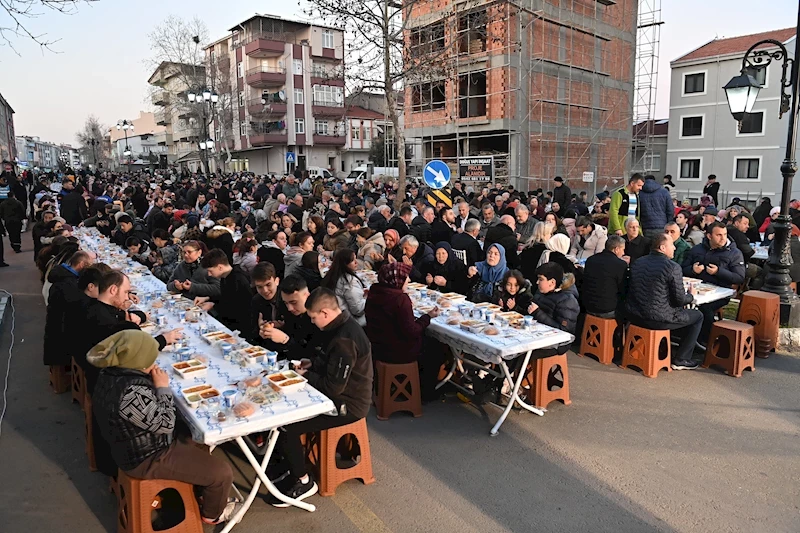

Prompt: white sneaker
[{"left": 203, "top": 498, "right": 242, "bottom": 525}]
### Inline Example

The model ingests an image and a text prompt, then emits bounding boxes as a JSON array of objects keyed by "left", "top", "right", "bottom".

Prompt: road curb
[{"left": 778, "top": 328, "right": 800, "bottom": 356}]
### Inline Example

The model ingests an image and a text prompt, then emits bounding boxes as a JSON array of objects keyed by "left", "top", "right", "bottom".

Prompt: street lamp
[
  {"left": 187, "top": 87, "right": 219, "bottom": 175},
  {"left": 117, "top": 119, "right": 134, "bottom": 173},
  {"left": 723, "top": 11, "right": 800, "bottom": 324}
]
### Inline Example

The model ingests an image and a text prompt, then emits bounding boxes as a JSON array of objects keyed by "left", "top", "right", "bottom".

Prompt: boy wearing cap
[{"left": 90, "top": 330, "right": 237, "bottom": 525}]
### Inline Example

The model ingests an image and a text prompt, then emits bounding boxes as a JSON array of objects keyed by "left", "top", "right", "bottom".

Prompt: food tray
[
  {"left": 181, "top": 384, "right": 220, "bottom": 407},
  {"left": 459, "top": 319, "right": 486, "bottom": 334},
  {"left": 140, "top": 321, "right": 157, "bottom": 334},
  {"left": 416, "top": 305, "right": 435, "bottom": 315},
  {"left": 497, "top": 311, "right": 524, "bottom": 322},
  {"left": 266, "top": 370, "right": 308, "bottom": 393},
  {"left": 202, "top": 331, "right": 236, "bottom": 344},
  {"left": 247, "top": 385, "right": 282, "bottom": 405},
  {"left": 474, "top": 302, "right": 502, "bottom": 312},
  {"left": 237, "top": 346, "right": 267, "bottom": 365},
  {"left": 171, "top": 359, "right": 208, "bottom": 379},
  {"left": 406, "top": 282, "right": 427, "bottom": 290}
]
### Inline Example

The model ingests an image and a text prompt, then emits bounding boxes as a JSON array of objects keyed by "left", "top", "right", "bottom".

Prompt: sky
[{"left": 0, "top": 0, "right": 797, "bottom": 146}]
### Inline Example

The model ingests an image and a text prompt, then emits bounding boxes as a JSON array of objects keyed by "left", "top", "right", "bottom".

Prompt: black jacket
[
  {"left": 681, "top": 239, "right": 746, "bottom": 288},
  {"left": 307, "top": 311, "right": 373, "bottom": 419},
  {"left": 60, "top": 189, "right": 88, "bottom": 226},
  {"left": 726, "top": 225, "right": 754, "bottom": 262},
  {"left": 703, "top": 181, "right": 720, "bottom": 206},
  {"left": 420, "top": 257, "right": 468, "bottom": 295},
  {"left": 388, "top": 216, "right": 412, "bottom": 238},
  {"left": 430, "top": 219, "right": 454, "bottom": 245},
  {"left": 529, "top": 277, "right": 579, "bottom": 352},
  {"left": 520, "top": 243, "right": 547, "bottom": 283},
  {"left": 411, "top": 216, "right": 432, "bottom": 245},
  {"left": 367, "top": 211, "right": 388, "bottom": 233},
  {"left": 627, "top": 251, "right": 694, "bottom": 326},
  {"left": 43, "top": 265, "right": 82, "bottom": 366},
  {"left": 492, "top": 280, "right": 534, "bottom": 315},
  {"left": 113, "top": 221, "right": 150, "bottom": 249},
  {"left": 450, "top": 232, "right": 484, "bottom": 267},
  {"left": 409, "top": 243, "right": 434, "bottom": 283},
  {"left": 484, "top": 223, "right": 520, "bottom": 269},
  {"left": 249, "top": 293, "right": 284, "bottom": 346},
  {"left": 257, "top": 246, "right": 285, "bottom": 279},
  {"left": 581, "top": 250, "right": 628, "bottom": 315},
  {"left": 212, "top": 266, "right": 254, "bottom": 334},
  {"left": 553, "top": 184, "right": 571, "bottom": 210},
  {"left": 624, "top": 234, "right": 650, "bottom": 264}
]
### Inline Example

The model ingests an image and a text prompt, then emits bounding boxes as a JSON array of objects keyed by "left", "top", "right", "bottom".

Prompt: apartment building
[
  {"left": 0, "top": 93, "right": 15, "bottom": 164},
  {"left": 108, "top": 111, "right": 168, "bottom": 170},
  {"left": 15, "top": 136, "right": 61, "bottom": 171},
  {"left": 631, "top": 119, "right": 668, "bottom": 180},
  {"left": 403, "top": 0, "right": 636, "bottom": 191},
  {"left": 205, "top": 14, "right": 346, "bottom": 175},
  {"left": 59, "top": 145, "right": 81, "bottom": 169},
  {"left": 149, "top": 61, "right": 207, "bottom": 169},
  {"left": 667, "top": 28, "right": 797, "bottom": 207},
  {"left": 340, "top": 106, "right": 389, "bottom": 176}
]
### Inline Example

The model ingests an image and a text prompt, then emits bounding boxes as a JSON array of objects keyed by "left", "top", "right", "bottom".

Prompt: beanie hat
[
  {"left": 704, "top": 206, "right": 718, "bottom": 216},
  {"left": 770, "top": 207, "right": 781, "bottom": 217},
  {"left": 87, "top": 330, "right": 160, "bottom": 370}
]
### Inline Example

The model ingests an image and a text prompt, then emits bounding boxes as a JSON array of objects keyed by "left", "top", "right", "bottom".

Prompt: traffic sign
[
  {"left": 285, "top": 152, "right": 296, "bottom": 163},
  {"left": 423, "top": 159, "right": 451, "bottom": 189},
  {"left": 582, "top": 171, "right": 594, "bottom": 182}
]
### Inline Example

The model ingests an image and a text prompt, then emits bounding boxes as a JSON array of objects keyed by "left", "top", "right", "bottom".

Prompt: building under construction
[{"left": 404, "top": 0, "right": 643, "bottom": 194}]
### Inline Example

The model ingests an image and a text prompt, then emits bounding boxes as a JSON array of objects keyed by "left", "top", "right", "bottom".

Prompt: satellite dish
[{"left": 278, "top": 90, "right": 286, "bottom": 102}]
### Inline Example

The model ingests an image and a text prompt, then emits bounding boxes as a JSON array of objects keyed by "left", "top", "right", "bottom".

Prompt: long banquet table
[{"left": 76, "top": 228, "right": 336, "bottom": 530}]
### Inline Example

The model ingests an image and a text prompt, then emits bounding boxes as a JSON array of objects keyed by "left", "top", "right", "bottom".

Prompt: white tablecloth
[
  {"left": 77, "top": 229, "right": 336, "bottom": 447},
  {"left": 752, "top": 246, "right": 768, "bottom": 260},
  {"left": 691, "top": 284, "right": 736, "bottom": 306}
]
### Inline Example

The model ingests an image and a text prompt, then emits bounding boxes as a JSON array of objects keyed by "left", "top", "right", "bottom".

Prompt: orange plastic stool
[
  {"left": 84, "top": 391, "right": 97, "bottom": 472},
  {"left": 49, "top": 365, "right": 69, "bottom": 394},
  {"left": 737, "top": 290, "right": 780, "bottom": 357},
  {"left": 579, "top": 314, "right": 616, "bottom": 364},
  {"left": 373, "top": 361, "right": 422, "bottom": 420},
  {"left": 304, "top": 418, "right": 376, "bottom": 496},
  {"left": 621, "top": 325, "right": 672, "bottom": 378},
  {"left": 115, "top": 470, "right": 204, "bottom": 533},
  {"left": 71, "top": 358, "right": 86, "bottom": 408},
  {"left": 703, "top": 320, "right": 756, "bottom": 377},
  {"left": 522, "top": 353, "right": 571, "bottom": 408}
]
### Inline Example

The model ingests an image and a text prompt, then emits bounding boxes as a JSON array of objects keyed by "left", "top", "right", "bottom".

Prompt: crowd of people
[{"left": 25, "top": 165, "right": 792, "bottom": 523}]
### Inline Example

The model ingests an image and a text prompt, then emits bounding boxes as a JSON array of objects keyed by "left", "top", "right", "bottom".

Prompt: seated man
[
  {"left": 682, "top": 221, "right": 745, "bottom": 344},
  {"left": 194, "top": 249, "right": 254, "bottom": 335},
  {"left": 89, "top": 330, "right": 237, "bottom": 525},
  {"left": 258, "top": 275, "right": 318, "bottom": 360},
  {"left": 665, "top": 221, "right": 691, "bottom": 266},
  {"left": 570, "top": 216, "right": 608, "bottom": 260},
  {"left": 249, "top": 261, "right": 282, "bottom": 345},
  {"left": 627, "top": 233, "right": 703, "bottom": 370},
  {"left": 451, "top": 218, "right": 484, "bottom": 267},
  {"left": 581, "top": 235, "right": 628, "bottom": 320},
  {"left": 270, "top": 288, "right": 373, "bottom": 506},
  {"left": 395, "top": 234, "right": 433, "bottom": 283}
]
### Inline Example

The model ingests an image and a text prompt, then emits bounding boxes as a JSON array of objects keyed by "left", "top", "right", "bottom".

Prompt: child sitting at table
[
  {"left": 527, "top": 262, "right": 580, "bottom": 355},
  {"left": 492, "top": 269, "right": 534, "bottom": 315},
  {"left": 126, "top": 236, "right": 153, "bottom": 268}
]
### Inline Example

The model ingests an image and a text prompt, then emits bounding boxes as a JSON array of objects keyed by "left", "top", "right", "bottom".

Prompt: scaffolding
[
  {"left": 632, "top": 0, "right": 663, "bottom": 174},
  {"left": 398, "top": 0, "right": 654, "bottom": 195}
]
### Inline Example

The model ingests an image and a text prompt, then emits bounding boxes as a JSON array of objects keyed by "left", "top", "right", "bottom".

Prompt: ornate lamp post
[
  {"left": 116, "top": 119, "right": 134, "bottom": 174},
  {"left": 723, "top": 11, "right": 800, "bottom": 324},
  {"left": 187, "top": 88, "right": 218, "bottom": 175}
]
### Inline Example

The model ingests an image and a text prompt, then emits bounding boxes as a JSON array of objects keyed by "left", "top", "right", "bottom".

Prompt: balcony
[
  {"left": 152, "top": 91, "right": 170, "bottom": 106},
  {"left": 250, "top": 131, "right": 288, "bottom": 146},
  {"left": 244, "top": 36, "right": 287, "bottom": 58},
  {"left": 155, "top": 110, "right": 171, "bottom": 125},
  {"left": 312, "top": 100, "right": 345, "bottom": 117},
  {"left": 155, "top": 133, "right": 173, "bottom": 146},
  {"left": 310, "top": 67, "right": 345, "bottom": 87},
  {"left": 246, "top": 65, "right": 287, "bottom": 88},
  {"left": 313, "top": 134, "right": 346, "bottom": 146},
  {"left": 247, "top": 98, "right": 287, "bottom": 117}
]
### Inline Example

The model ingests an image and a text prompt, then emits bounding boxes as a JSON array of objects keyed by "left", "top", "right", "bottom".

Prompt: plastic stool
[
  {"left": 737, "top": 290, "right": 780, "bottom": 357},
  {"left": 304, "top": 418, "right": 376, "bottom": 496},
  {"left": 579, "top": 314, "right": 616, "bottom": 364},
  {"left": 522, "top": 353, "right": 571, "bottom": 408},
  {"left": 621, "top": 325, "right": 672, "bottom": 378},
  {"left": 84, "top": 391, "right": 97, "bottom": 472},
  {"left": 71, "top": 358, "right": 86, "bottom": 408},
  {"left": 373, "top": 361, "right": 422, "bottom": 420},
  {"left": 703, "top": 320, "right": 756, "bottom": 377},
  {"left": 115, "top": 470, "right": 204, "bottom": 533},
  {"left": 49, "top": 365, "right": 69, "bottom": 394}
]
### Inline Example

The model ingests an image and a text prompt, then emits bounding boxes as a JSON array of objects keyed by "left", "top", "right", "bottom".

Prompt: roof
[
  {"left": 345, "top": 106, "right": 386, "bottom": 120},
  {"left": 633, "top": 119, "right": 668, "bottom": 138},
  {"left": 228, "top": 13, "right": 341, "bottom": 33},
  {"left": 147, "top": 61, "right": 204, "bottom": 85},
  {"left": 673, "top": 27, "right": 796, "bottom": 64}
]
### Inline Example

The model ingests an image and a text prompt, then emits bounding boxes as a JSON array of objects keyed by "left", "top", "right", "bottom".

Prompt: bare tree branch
[{"left": 0, "top": 0, "right": 97, "bottom": 55}]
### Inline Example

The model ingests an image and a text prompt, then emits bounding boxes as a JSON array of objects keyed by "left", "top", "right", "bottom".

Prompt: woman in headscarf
[
  {"left": 467, "top": 243, "right": 508, "bottom": 303},
  {"left": 537, "top": 233, "right": 576, "bottom": 274},
  {"left": 365, "top": 262, "right": 443, "bottom": 401},
  {"left": 761, "top": 207, "right": 781, "bottom": 245},
  {"left": 421, "top": 241, "right": 468, "bottom": 295},
  {"left": 752, "top": 197, "right": 773, "bottom": 229}
]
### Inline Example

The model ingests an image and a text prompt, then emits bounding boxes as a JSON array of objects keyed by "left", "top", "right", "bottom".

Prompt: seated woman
[
  {"left": 280, "top": 212, "right": 300, "bottom": 237},
  {"left": 232, "top": 237, "right": 258, "bottom": 278},
  {"left": 284, "top": 231, "right": 315, "bottom": 278},
  {"left": 257, "top": 230, "right": 287, "bottom": 278},
  {"left": 365, "top": 262, "right": 443, "bottom": 401},
  {"left": 520, "top": 221, "right": 552, "bottom": 283},
  {"left": 492, "top": 269, "right": 534, "bottom": 314},
  {"left": 421, "top": 241, "right": 468, "bottom": 295},
  {"left": 467, "top": 243, "right": 508, "bottom": 303},
  {"left": 355, "top": 227, "right": 386, "bottom": 270},
  {"left": 544, "top": 212, "right": 568, "bottom": 237},
  {"left": 306, "top": 214, "right": 326, "bottom": 249},
  {"left": 537, "top": 233, "right": 576, "bottom": 274},
  {"left": 204, "top": 216, "right": 236, "bottom": 264},
  {"left": 321, "top": 249, "right": 367, "bottom": 325},
  {"left": 320, "top": 218, "right": 349, "bottom": 260},
  {"left": 623, "top": 217, "right": 648, "bottom": 265},
  {"left": 295, "top": 251, "right": 323, "bottom": 292},
  {"left": 166, "top": 240, "right": 221, "bottom": 299}
]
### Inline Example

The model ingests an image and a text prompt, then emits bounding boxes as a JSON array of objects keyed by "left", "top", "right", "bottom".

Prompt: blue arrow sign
[{"left": 423, "top": 159, "right": 451, "bottom": 190}]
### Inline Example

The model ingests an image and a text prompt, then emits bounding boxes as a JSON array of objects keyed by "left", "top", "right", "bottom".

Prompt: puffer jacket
[
  {"left": 569, "top": 224, "right": 608, "bottom": 260},
  {"left": 151, "top": 244, "right": 181, "bottom": 283},
  {"left": 323, "top": 228, "right": 350, "bottom": 253},
  {"left": 639, "top": 178, "right": 675, "bottom": 230},
  {"left": 334, "top": 273, "right": 367, "bottom": 326},
  {"left": 681, "top": 238, "right": 746, "bottom": 288},
  {"left": 356, "top": 232, "right": 386, "bottom": 270},
  {"left": 627, "top": 251, "right": 693, "bottom": 325},
  {"left": 166, "top": 260, "right": 221, "bottom": 299},
  {"left": 283, "top": 246, "right": 305, "bottom": 278},
  {"left": 529, "top": 274, "right": 579, "bottom": 352}
]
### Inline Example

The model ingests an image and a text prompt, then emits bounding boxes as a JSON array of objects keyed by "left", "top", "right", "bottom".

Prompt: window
[
  {"left": 744, "top": 65, "right": 767, "bottom": 86},
  {"left": 239, "top": 122, "right": 247, "bottom": 136},
  {"left": 459, "top": 71, "right": 487, "bottom": 118},
  {"left": 683, "top": 72, "right": 705, "bottom": 95},
  {"left": 738, "top": 111, "right": 764, "bottom": 135},
  {"left": 679, "top": 158, "right": 701, "bottom": 180},
  {"left": 411, "top": 81, "right": 446, "bottom": 112},
  {"left": 295, "top": 118, "right": 305, "bottom": 134},
  {"left": 315, "top": 120, "right": 329, "bottom": 135},
  {"left": 294, "top": 59, "right": 303, "bottom": 75},
  {"left": 735, "top": 157, "right": 760, "bottom": 180},
  {"left": 644, "top": 153, "right": 661, "bottom": 172},
  {"left": 312, "top": 85, "right": 343, "bottom": 106},
  {"left": 364, "top": 125, "right": 372, "bottom": 139},
  {"left": 351, "top": 125, "right": 360, "bottom": 140},
  {"left": 237, "top": 61, "right": 243, "bottom": 78},
  {"left": 322, "top": 30, "right": 334, "bottom": 49},
  {"left": 238, "top": 91, "right": 244, "bottom": 107},
  {"left": 458, "top": 9, "right": 487, "bottom": 54},
  {"left": 294, "top": 88, "right": 304, "bottom": 104},
  {"left": 681, "top": 115, "right": 704, "bottom": 138},
  {"left": 410, "top": 22, "right": 445, "bottom": 55}
]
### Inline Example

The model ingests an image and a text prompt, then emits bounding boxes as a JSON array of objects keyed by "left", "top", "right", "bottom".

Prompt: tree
[
  {"left": 0, "top": 0, "right": 96, "bottom": 54},
  {"left": 75, "top": 115, "right": 107, "bottom": 168},
  {"left": 370, "top": 131, "right": 412, "bottom": 167},
  {"left": 304, "top": 0, "right": 450, "bottom": 209}
]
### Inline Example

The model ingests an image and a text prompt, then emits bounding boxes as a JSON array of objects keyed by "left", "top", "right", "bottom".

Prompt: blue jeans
[{"left": 631, "top": 309, "right": 704, "bottom": 362}]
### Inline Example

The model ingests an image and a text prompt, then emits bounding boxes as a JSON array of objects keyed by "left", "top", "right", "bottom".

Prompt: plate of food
[
  {"left": 459, "top": 319, "right": 486, "bottom": 334},
  {"left": 407, "top": 282, "right": 427, "bottom": 290},
  {"left": 202, "top": 331, "right": 236, "bottom": 344},
  {"left": 171, "top": 359, "right": 208, "bottom": 379},
  {"left": 474, "top": 302, "right": 502, "bottom": 312},
  {"left": 266, "top": 370, "right": 308, "bottom": 393},
  {"left": 440, "top": 292, "right": 467, "bottom": 302},
  {"left": 181, "top": 384, "right": 220, "bottom": 407},
  {"left": 416, "top": 304, "right": 435, "bottom": 315},
  {"left": 497, "top": 311, "right": 524, "bottom": 322}
]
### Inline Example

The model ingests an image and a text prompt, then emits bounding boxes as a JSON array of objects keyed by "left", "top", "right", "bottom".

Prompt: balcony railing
[
  {"left": 313, "top": 133, "right": 346, "bottom": 146},
  {"left": 245, "top": 65, "right": 287, "bottom": 88},
  {"left": 247, "top": 98, "right": 287, "bottom": 116},
  {"left": 312, "top": 99, "right": 345, "bottom": 116},
  {"left": 243, "top": 34, "right": 290, "bottom": 57},
  {"left": 152, "top": 91, "right": 170, "bottom": 106},
  {"left": 155, "top": 111, "right": 171, "bottom": 125}
]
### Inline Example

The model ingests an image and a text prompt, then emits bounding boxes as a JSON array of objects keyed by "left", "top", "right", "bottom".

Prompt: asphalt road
[{"left": 1, "top": 237, "right": 799, "bottom": 533}]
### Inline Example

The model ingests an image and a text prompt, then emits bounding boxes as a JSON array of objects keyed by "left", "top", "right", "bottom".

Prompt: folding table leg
[
  {"left": 435, "top": 345, "right": 462, "bottom": 390},
  {"left": 490, "top": 350, "right": 545, "bottom": 436}
]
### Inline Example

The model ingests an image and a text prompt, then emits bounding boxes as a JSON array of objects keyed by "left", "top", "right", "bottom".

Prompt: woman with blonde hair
[{"left": 520, "top": 221, "right": 553, "bottom": 282}]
